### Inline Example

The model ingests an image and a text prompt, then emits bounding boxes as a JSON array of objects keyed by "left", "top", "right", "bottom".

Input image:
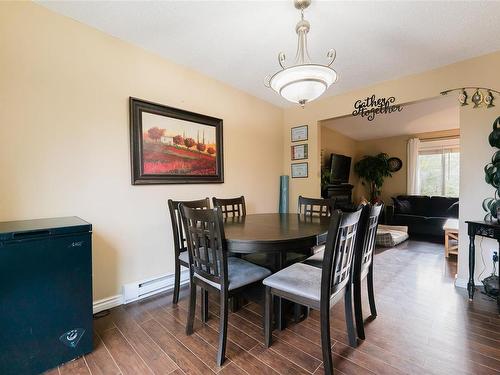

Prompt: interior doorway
[{"left": 318, "top": 94, "right": 461, "bottom": 269}]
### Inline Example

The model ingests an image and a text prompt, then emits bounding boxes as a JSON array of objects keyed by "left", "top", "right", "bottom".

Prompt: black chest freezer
[{"left": 0, "top": 216, "right": 93, "bottom": 375}]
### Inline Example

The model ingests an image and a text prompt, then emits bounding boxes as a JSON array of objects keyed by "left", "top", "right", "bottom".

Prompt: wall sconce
[{"left": 441, "top": 87, "right": 499, "bottom": 108}]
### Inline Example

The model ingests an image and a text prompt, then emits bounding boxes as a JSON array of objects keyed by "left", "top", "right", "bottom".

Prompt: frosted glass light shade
[{"left": 269, "top": 64, "right": 337, "bottom": 105}]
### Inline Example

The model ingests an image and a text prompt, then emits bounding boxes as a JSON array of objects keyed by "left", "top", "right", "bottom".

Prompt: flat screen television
[{"left": 329, "top": 153, "right": 351, "bottom": 184}]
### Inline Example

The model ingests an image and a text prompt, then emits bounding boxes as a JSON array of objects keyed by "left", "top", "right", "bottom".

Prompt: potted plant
[
  {"left": 354, "top": 153, "right": 392, "bottom": 202},
  {"left": 320, "top": 168, "right": 332, "bottom": 197}
]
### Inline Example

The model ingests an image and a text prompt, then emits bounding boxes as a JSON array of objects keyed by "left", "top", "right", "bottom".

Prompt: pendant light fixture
[{"left": 265, "top": 0, "right": 338, "bottom": 107}]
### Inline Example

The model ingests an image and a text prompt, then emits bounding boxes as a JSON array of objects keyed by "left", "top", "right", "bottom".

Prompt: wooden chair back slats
[
  {"left": 212, "top": 196, "right": 246, "bottom": 218},
  {"left": 355, "top": 203, "right": 383, "bottom": 276},
  {"left": 168, "top": 198, "right": 211, "bottom": 256},
  {"left": 180, "top": 205, "right": 228, "bottom": 288},
  {"left": 321, "top": 208, "right": 362, "bottom": 299},
  {"left": 298, "top": 196, "right": 336, "bottom": 217}
]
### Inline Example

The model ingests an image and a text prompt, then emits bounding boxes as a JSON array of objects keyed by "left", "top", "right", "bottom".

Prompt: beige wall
[
  {"left": 0, "top": 3, "right": 283, "bottom": 301},
  {"left": 459, "top": 109, "right": 499, "bottom": 285},
  {"left": 2, "top": 2, "right": 499, "bottom": 303},
  {"left": 283, "top": 51, "right": 500, "bottom": 286}
]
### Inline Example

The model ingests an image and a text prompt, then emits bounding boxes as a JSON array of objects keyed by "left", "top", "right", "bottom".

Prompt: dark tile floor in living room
[{"left": 46, "top": 240, "right": 500, "bottom": 375}]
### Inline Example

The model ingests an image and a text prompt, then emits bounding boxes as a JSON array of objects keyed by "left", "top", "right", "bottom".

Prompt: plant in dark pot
[
  {"left": 483, "top": 116, "right": 500, "bottom": 221},
  {"left": 354, "top": 153, "right": 392, "bottom": 202},
  {"left": 320, "top": 168, "right": 332, "bottom": 195}
]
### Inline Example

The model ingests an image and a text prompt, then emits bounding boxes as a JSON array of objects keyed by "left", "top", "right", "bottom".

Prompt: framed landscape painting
[{"left": 129, "top": 97, "right": 224, "bottom": 184}]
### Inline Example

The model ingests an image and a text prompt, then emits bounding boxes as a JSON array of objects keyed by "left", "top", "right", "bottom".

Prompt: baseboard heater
[{"left": 123, "top": 268, "right": 189, "bottom": 304}]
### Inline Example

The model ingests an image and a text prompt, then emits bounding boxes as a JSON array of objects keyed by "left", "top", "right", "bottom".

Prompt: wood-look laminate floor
[{"left": 45, "top": 240, "right": 500, "bottom": 375}]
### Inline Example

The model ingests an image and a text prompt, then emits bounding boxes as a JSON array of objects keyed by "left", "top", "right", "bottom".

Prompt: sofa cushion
[
  {"left": 446, "top": 201, "right": 459, "bottom": 218},
  {"left": 396, "top": 195, "right": 431, "bottom": 216},
  {"left": 392, "top": 198, "right": 412, "bottom": 214},
  {"left": 429, "top": 196, "right": 459, "bottom": 218},
  {"left": 425, "top": 217, "right": 448, "bottom": 236},
  {"left": 392, "top": 214, "right": 428, "bottom": 236}
]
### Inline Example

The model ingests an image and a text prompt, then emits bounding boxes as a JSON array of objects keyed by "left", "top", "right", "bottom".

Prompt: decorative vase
[{"left": 279, "top": 175, "right": 289, "bottom": 214}]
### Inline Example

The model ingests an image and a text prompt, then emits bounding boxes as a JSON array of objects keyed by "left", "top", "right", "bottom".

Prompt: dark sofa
[{"left": 386, "top": 195, "right": 459, "bottom": 237}]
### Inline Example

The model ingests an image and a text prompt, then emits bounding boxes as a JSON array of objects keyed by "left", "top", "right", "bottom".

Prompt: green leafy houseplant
[
  {"left": 354, "top": 153, "right": 392, "bottom": 202},
  {"left": 321, "top": 168, "right": 332, "bottom": 188}
]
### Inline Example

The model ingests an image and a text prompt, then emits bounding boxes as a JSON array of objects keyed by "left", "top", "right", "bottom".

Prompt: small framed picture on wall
[
  {"left": 291, "top": 144, "right": 308, "bottom": 160},
  {"left": 291, "top": 162, "right": 308, "bottom": 178},
  {"left": 291, "top": 125, "right": 308, "bottom": 142}
]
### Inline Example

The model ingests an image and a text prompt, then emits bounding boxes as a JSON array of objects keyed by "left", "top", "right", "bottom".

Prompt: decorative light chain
[{"left": 441, "top": 87, "right": 499, "bottom": 108}]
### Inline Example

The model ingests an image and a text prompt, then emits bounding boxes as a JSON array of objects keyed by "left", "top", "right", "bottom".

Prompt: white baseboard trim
[
  {"left": 93, "top": 269, "right": 190, "bottom": 314},
  {"left": 93, "top": 294, "right": 123, "bottom": 314},
  {"left": 455, "top": 277, "right": 482, "bottom": 289}
]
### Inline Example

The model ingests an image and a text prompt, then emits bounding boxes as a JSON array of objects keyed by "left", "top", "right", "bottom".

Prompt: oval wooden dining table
[
  {"left": 222, "top": 213, "right": 331, "bottom": 329},
  {"left": 223, "top": 213, "right": 330, "bottom": 258}
]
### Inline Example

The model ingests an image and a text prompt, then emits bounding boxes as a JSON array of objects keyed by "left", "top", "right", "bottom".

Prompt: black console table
[
  {"left": 466, "top": 220, "right": 500, "bottom": 312},
  {"left": 322, "top": 184, "right": 354, "bottom": 210}
]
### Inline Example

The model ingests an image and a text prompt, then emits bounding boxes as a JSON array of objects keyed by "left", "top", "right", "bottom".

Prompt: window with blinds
[{"left": 418, "top": 137, "right": 459, "bottom": 197}]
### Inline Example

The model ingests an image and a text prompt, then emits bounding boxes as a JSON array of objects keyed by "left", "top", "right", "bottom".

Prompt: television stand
[{"left": 322, "top": 184, "right": 354, "bottom": 210}]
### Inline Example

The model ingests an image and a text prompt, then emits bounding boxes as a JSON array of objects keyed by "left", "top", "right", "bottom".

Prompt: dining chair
[
  {"left": 167, "top": 198, "right": 210, "bottom": 304},
  {"left": 298, "top": 195, "right": 336, "bottom": 217},
  {"left": 292, "top": 196, "right": 337, "bottom": 322},
  {"left": 212, "top": 196, "right": 246, "bottom": 218},
  {"left": 263, "top": 208, "right": 362, "bottom": 375},
  {"left": 180, "top": 205, "right": 271, "bottom": 366},
  {"left": 352, "top": 203, "right": 383, "bottom": 340}
]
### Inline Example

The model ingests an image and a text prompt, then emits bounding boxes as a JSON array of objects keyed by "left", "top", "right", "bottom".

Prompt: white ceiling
[
  {"left": 38, "top": 1, "right": 500, "bottom": 107},
  {"left": 322, "top": 95, "right": 459, "bottom": 141}
]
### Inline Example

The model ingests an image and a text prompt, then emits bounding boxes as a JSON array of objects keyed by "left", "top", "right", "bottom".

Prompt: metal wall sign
[{"left": 352, "top": 95, "right": 403, "bottom": 121}]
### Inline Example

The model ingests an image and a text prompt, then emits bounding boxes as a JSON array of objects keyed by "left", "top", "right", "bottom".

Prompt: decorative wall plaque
[
  {"left": 352, "top": 94, "right": 403, "bottom": 121},
  {"left": 291, "top": 144, "right": 308, "bottom": 160}
]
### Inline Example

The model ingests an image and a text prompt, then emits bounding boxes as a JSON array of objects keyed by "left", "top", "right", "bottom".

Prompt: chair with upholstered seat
[
  {"left": 296, "top": 196, "right": 336, "bottom": 257},
  {"left": 167, "top": 198, "right": 210, "bottom": 304},
  {"left": 292, "top": 196, "right": 336, "bottom": 321},
  {"left": 180, "top": 205, "right": 271, "bottom": 366},
  {"left": 263, "top": 208, "right": 362, "bottom": 375},
  {"left": 352, "top": 203, "right": 383, "bottom": 340},
  {"left": 303, "top": 203, "right": 383, "bottom": 341},
  {"left": 212, "top": 196, "right": 246, "bottom": 218},
  {"left": 298, "top": 195, "right": 336, "bottom": 217}
]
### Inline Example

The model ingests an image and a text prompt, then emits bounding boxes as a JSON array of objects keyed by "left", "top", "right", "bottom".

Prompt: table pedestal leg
[{"left": 468, "top": 234, "right": 475, "bottom": 300}]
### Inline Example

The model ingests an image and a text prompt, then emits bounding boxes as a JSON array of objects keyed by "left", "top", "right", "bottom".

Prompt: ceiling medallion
[{"left": 265, "top": 0, "right": 338, "bottom": 108}]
